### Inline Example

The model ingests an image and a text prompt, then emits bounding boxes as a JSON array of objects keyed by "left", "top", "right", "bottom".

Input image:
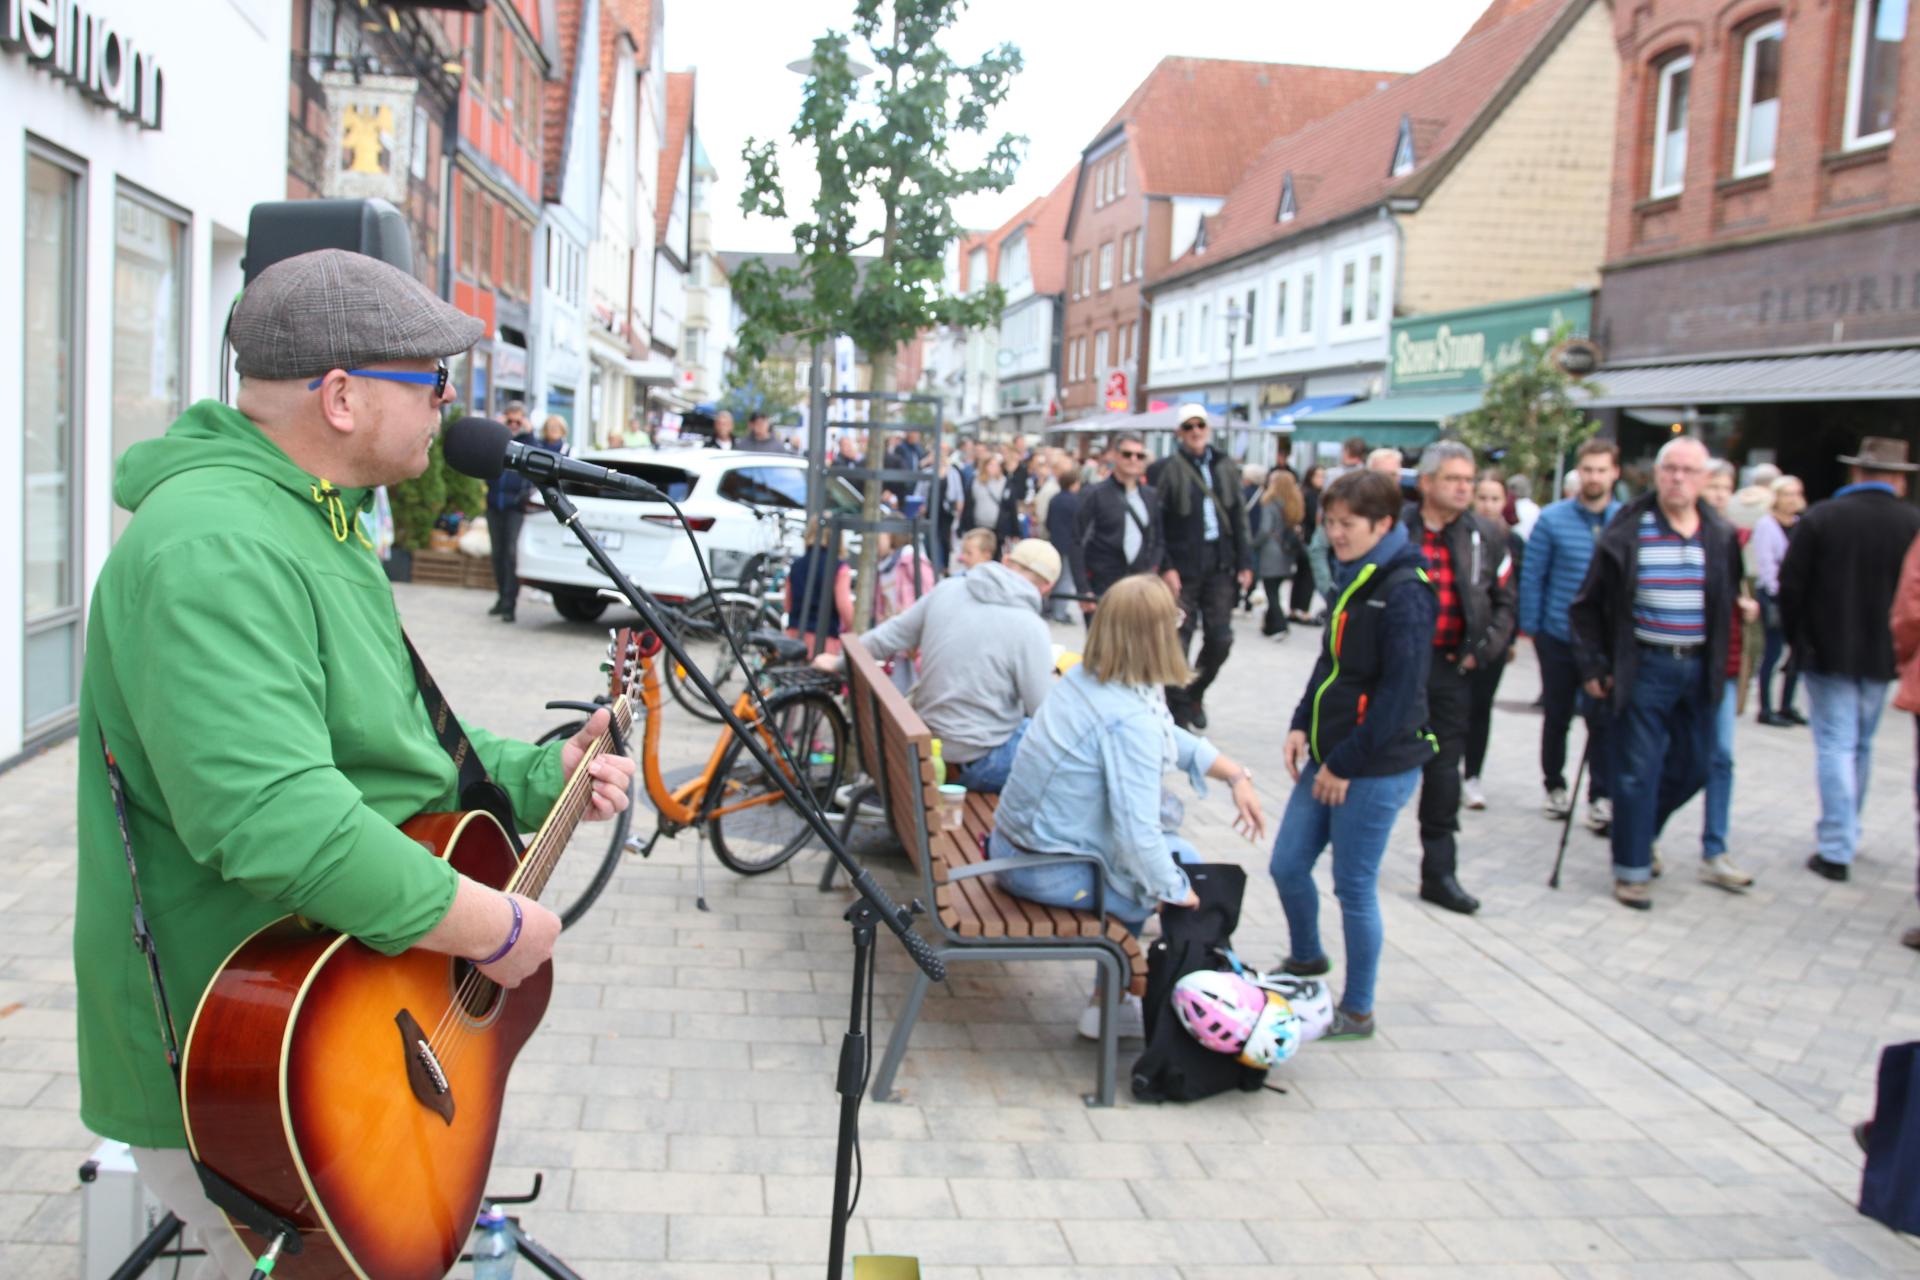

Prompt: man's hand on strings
[{"left": 563, "top": 708, "right": 637, "bottom": 821}]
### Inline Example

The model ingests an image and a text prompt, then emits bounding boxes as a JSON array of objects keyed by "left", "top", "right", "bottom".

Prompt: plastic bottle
[
  {"left": 472, "top": 1207, "right": 515, "bottom": 1279},
  {"left": 929, "top": 737, "right": 946, "bottom": 787}
]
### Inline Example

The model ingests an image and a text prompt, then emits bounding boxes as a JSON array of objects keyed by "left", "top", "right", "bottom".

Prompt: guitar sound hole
[{"left": 450, "top": 960, "right": 503, "bottom": 1022}]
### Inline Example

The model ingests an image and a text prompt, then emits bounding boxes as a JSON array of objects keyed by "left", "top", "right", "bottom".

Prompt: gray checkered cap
[{"left": 230, "top": 248, "right": 485, "bottom": 381}]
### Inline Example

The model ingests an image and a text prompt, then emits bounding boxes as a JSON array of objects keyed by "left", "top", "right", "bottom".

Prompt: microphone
[{"left": 442, "top": 418, "right": 665, "bottom": 499}]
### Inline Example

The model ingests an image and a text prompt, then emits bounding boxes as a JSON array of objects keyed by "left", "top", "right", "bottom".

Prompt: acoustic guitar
[{"left": 180, "top": 644, "right": 638, "bottom": 1279}]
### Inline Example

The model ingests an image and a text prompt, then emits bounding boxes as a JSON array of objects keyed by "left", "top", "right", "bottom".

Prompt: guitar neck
[{"left": 509, "top": 695, "right": 636, "bottom": 901}]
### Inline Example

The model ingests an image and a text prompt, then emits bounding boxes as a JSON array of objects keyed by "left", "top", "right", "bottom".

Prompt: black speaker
[{"left": 241, "top": 198, "right": 414, "bottom": 285}]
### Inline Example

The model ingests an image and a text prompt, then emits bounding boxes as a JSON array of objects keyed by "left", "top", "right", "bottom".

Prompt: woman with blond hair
[
  {"left": 989, "top": 574, "right": 1265, "bottom": 1039},
  {"left": 1252, "top": 468, "right": 1307, "bottom": 637}
]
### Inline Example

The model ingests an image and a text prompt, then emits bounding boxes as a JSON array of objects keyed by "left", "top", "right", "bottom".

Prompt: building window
[
  {"left": 1274, "top": 278, "right": 1289, "bottom": 337},
  {"left": 23, "top": 144, "right": 85, "bottom": 734},
  {"left": 1846, "top": 0, "right": 1904, "bottom": 150},
  {"left": 1157, "top": 313, "right": 1169, "bottom": 361},
  {"left": 1119, "top": 234, "right": 1132, "bottom": 282},
  {"left": 1115, "top": 155, "right": 1125, "bottom": 197},
  {"left": 1365, "top": 253, "right": 1384, "bottom": 323},
  {"left": 1339, "top": 261, "right": 1357, "bottom": 327},
  {"left": 1094, "top": 329, "right": 1110, "bottom": 381},
  {"left": 1121, "top": 321, "right": 1135, "bottom": 364},
  {"left": 478, "top": 193, "right": 494, "bottom": 284},
  {"left": 470, "top": 9, "right": 487, "bottom": 86},
  {"left": 306, "top": 0, "right": 337, "bottom": 75},
  {"left": 411, "top": 104, "right": 431, "bottom": 180},
  {"left": 1734, "top": 21, "right": 1784, "bottom": 177},
  {"left": 1175, "top": 309, "right": 1186, "bottom": 356},
  {"left": 1300, "top": 270, "right": 1315, "bottom": 336},
  {"left": 1197, "top": 303, "right": 1210, "bottom": 361},
  {"left": 1242, "top": 288, "right": 1257, "bottom": 347},
  {"left": 1098, "top": 243, "right": 1113, "bottom": 290},
  {"left": 112, "top": 185, "right": 189, "bottom": 512},
  {"left": 1390, "top": 116, "right": 1416, "bottom": 176},
  {"left": 1651, "top": 54, "right": 1692, "bottom": 198},
  {"left": 492, "top": 16, "right": 508, "bottom": 109},
  {"left": 1277, "top": 173, "right": 1296, "bottom": 223}
]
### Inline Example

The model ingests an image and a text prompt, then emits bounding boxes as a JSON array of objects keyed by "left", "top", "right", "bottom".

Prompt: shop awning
[
  {"left": 1286, "top": 389, "right": 1484, "bottom": 444},
  {"left": 1580, "top": 348, "right": 1920, "bottom": 407},
  {"left": 1263, "top": 393, "right": 1357, "bottom": 429}
]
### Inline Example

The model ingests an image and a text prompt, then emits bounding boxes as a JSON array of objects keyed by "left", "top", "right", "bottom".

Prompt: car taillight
[{"left": 642, "top": 514, "right": 715, "bottom": 531}]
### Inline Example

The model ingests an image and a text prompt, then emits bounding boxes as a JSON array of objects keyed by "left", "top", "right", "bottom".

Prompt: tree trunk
[{"left": 850, "top": 345, "right": 896, "bottom": 630}]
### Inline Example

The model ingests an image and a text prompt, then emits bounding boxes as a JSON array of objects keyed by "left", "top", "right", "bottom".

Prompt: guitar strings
[{"left": 425, "top": 696, "right": 636, "bottom": 1068}]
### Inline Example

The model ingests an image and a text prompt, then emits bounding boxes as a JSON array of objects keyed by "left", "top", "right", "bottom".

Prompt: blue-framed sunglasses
[{"left": 307, "top": 363, "right": 450, "bottom": 398}]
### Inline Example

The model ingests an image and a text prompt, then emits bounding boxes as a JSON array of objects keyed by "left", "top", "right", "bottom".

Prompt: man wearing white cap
[
  {"left": 815, "top": 538, "right": 1061, "bottom": 793},
  {"left": 1148, "top": 404, "right": 1253, "bottom": 730}
]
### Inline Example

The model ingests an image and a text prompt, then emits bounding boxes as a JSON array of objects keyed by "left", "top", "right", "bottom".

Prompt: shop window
[
  {"left": 23, "top": 144, "right": 85, "bottom": 735},
  {"left": 1651, "top": 54, "right": 1692, "bottom": 198},
  {"left": 1845, "top": 0, "right": 1905, "bottom": 150},
  {"left": 112, "top": 185, "right": 189, "bottom": 532},
  {"left": 1735, "top": 21, "right": 1784, "bottom": 177}
]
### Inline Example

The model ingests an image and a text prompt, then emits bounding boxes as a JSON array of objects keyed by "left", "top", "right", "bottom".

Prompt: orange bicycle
[{"left": 538, "top": 624, "right": 847, "bottom": 928}]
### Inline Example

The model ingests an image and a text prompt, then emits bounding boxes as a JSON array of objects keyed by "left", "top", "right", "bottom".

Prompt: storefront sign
[
  {"left": 3, "top": 0, "right": 165, "bottom": 129},
  {"left": 1601, "top": 218, "right": 1920, "bottom": 361},
  {"left": 323, "top": 72, "right": 418, "bottom": 205},
  {"left": 494, "top": 341, "right": 528, "bottom": 390},
  {"left": 1388, "top": 290, "right": 1593, "bottom": 392}
]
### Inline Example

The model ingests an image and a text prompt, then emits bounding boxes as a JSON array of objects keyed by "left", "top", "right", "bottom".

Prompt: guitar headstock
[{"left": 603, "top": 627, "right": 662, "bottom": 699}]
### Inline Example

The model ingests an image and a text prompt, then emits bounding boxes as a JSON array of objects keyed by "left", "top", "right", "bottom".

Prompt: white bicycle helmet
[
  {"left": 1239, "top": 995, "right": 1304, "bottom": 1068},
  {"left": 1172, "top": 969, "right": 1268, "bottom": 1056},
  {"left": 1249, "top": 971, "right": 1334, "bottom": 1043}
]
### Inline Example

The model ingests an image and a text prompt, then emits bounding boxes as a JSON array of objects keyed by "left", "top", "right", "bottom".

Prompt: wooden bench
[{"left": 825, "top": 636, "right": 1147, "bottom": 1106}]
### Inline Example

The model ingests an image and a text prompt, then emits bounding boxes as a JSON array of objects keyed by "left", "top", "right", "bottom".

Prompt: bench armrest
[{"left": 948, "top": 849, "right": 1110, "bottom": 923}]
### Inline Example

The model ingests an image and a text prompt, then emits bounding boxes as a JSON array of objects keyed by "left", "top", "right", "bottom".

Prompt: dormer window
[
  {"left": 1194, "top": 219, "right": 1209, "bottom": 254},
  {"left": 1390, "top": 116, "right": 1416, "bottom": 177},
  {"left": 1277, "top": 173, "right": 1297, "bottom": 223}
]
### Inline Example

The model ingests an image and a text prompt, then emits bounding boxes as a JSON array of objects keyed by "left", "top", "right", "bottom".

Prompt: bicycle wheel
[
  {"left": 665, "top": 592, "right": 784, "bottom": 724},
  {"left": 705, "top": 689, "right": 847, "bottom": 875},
  {"left": 533, "top": 718, "right": 635, "bottom": 930}
]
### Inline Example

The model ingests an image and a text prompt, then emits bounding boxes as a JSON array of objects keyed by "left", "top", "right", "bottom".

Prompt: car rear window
[{"left": 561, "top": 461, "right": 695, "bottom": 502}]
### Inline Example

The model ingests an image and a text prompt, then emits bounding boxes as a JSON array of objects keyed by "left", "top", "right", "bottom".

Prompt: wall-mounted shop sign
[
  {"left": 1388, "top": 289, "right": 1594, "bottom": 392},
  {"left": 2, "top": 0, "right": 164, "bottom": 129},
  {"left": 323, "top": 72, "right": 419, "bottom": 205}
]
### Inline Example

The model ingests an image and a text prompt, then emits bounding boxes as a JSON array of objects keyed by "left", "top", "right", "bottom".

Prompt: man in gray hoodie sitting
[{"left": 816, "top": 539, "right": 1061, "bottom": 792}]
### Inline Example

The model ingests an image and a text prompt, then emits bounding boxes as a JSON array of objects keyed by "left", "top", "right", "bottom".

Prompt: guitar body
[{"left": 182, "top": 810, "right": 548, "bottom": 1280}]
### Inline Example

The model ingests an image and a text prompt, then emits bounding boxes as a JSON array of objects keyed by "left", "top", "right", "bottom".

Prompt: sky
[{"left": 664, "top": 0, "right": 1502, "bottom": 255}]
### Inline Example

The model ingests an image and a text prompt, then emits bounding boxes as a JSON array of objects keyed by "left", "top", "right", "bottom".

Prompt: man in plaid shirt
[{"left": 1402, "top": 442, "right": 1516, "bottom": 915}]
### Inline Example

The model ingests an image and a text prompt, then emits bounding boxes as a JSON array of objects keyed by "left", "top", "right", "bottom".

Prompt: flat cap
[{"left": 230, "top": 248, "right": 485, "bottom": 382}]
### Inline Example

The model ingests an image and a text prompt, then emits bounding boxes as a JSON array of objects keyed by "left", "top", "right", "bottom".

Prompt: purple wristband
[{"left": 478, "top": 896, "right": 523, "bottom": 966}]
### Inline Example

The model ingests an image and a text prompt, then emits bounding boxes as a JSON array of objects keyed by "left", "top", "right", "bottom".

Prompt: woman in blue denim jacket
[{"left": 988, "top": 575, "right": 1265, "bottom": 1035}]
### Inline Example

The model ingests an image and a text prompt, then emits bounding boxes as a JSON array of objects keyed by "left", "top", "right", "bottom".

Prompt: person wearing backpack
[{"left": 1268, "top": 468, "right": 1438, "bottom": 1041}]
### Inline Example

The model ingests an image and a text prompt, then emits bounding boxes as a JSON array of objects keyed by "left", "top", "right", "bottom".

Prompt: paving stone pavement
[{"left": 2, "top": 580, "right": 1917, "bottom": 1278}]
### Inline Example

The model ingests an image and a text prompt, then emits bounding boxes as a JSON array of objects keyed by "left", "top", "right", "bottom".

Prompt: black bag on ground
[
  {"left": 1860, "top": 1039, "right": 1920, "bottom": 1235},
  {"left": 1130, "top": 862, "right": 1268, "bottom": 1102}
]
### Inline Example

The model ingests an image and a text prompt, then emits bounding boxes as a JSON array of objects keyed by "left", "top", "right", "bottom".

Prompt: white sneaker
[
  {"left": 1077, "top": 992, "right": 1145, "bottom": 1041},
  {"left": 1545, "top": 787, "right": 1572, "bottom": 818},
  {"left": 1586, "top": 797, "right": 1613, "bottom": 831},
  {"left": 1463, "top": 777, "right": 1487, "bottom": 810},
  {"left": 1700, "top": 854, "right": 1754, "bottom": 891}
]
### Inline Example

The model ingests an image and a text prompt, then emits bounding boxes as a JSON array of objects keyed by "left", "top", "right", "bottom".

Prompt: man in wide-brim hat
[{"left": 1779, "top": 436, "right": 1920, "bottom": 884}]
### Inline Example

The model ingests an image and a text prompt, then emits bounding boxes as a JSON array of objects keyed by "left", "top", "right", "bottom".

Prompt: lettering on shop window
[
  {"left": 1393, "top": 324, "right": 1488, "bottom": 382},
  {"left": 2, "top": 0, "right": 165, "bottom": 129},
  {"left": 1757, "top": 273, "right": 1920, "bottom": 326}
]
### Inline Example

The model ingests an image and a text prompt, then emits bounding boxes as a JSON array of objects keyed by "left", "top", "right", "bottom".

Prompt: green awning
[{"left": 1287, "top": 389, "right": 1485, "bottom": 445}]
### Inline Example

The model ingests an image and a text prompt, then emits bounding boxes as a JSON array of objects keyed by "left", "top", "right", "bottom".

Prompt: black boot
[
  {"left": 1420, "top": 875, "right": 1480, "bottom": 915},
  {"left": 488, "top": 600, "right": 506, "bottom": 616}
]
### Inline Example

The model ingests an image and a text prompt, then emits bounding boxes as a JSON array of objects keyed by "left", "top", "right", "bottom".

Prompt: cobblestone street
[{"left": 3, "top": 581, "right": 1918, "bottom": 1277}]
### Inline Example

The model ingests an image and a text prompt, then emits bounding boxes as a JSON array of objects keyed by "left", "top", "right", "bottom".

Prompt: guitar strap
[{"left": 402, "top": 631, "right": 526, "bottom": 855}]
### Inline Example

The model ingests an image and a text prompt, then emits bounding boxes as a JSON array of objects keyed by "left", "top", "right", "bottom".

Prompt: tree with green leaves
[
  {"left": 719, "top": 356, "right": 802, "bottom": 424},
  {"left": 1451, "top": 323, "right": 1600, "bottom": 497},
  {"left": 731, "top": 0, "right": 1023, "bottom": 625}
]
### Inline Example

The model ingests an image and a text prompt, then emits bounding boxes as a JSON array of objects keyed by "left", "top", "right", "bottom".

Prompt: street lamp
[{"left": 1222, "top": 299, "right": 1244, "bottom": 456}]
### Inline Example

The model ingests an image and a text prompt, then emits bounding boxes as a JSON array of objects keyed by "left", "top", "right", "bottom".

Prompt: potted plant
[{"left": 386, "top": 403, "right": 486, "bottom": 583}]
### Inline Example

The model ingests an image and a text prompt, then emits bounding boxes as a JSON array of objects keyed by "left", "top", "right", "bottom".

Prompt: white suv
[{"left": 516, "top": 448, "right": 862, "bottom": 622}]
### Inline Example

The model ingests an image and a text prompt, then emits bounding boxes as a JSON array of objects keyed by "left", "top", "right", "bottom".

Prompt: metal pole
[{"left": 806, "top": 339, "right": 827, "bottom": 532}]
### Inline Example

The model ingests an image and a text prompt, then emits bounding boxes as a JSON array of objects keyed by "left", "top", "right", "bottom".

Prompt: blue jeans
[
  {"left": 1804, "top": 672, "right": 1890, "bottom": 864},
  {"left": 986, "top": 827, "right": 1197, "bottom": 931},
  {"left": 1703, "top": 678, "right": 1736, "bottom": 857},
  {"left": 1610, "top": 648, "right": 1712, "bottom": 883},
  {"left": 953, "top": 718, "right": 1029, "bottom": 794},
  {"left": 1268, "top": 763, "right": 1421, "bottom": 1018}
]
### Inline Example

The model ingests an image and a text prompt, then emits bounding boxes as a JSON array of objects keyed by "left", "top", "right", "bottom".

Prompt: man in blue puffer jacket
[{"left": 1518, "top": 438, "right": 1621, "bottom": 830}]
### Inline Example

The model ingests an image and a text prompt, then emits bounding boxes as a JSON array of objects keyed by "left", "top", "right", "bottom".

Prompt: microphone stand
[{"left": 535, "top": 483, "right": 944, "bottom": 1280}]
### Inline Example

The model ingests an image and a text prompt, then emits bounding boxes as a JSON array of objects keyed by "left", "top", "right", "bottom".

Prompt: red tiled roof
[
  {"left": 541, "top": 0, "right": 585, "bottom": 203},
  {"left": 656, "top": 70, "right": 694, "bottom": 246},
  {"left": 597, "top": 0, "right": 652, "bottom": 171},
  {"left": 1093, "top": 58, "right": 1406, "bottom": 198},
  {"left": 1456, "top": 0, "right": 1560, "bottom": 46},
  {"left": 1156, "top": 0, "right": 1580, "bottom": 285},
  {"left": 1022, "top": 169, "right": 1077, "bottom": 295}
]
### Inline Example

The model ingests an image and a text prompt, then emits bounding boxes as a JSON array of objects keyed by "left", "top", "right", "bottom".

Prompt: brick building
[
  {"left": 1585, "top": 0, "right": 1920, "bottom": 491},
  {"left": 1057, "top": 58, "right": 1405, "bottom": 421},
  {"left": 287, "top": 0, "right": 465, "bottom": 295}
]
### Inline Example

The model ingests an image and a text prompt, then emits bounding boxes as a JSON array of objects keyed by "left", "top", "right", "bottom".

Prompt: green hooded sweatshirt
[{"left": 75, "top": 400, "right": 565, "bottom": 1148}]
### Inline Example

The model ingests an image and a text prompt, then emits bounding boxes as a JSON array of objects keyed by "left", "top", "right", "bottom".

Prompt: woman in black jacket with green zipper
[{"left": 1268, "top": 469, "right": 1438, "bottom": 1040}]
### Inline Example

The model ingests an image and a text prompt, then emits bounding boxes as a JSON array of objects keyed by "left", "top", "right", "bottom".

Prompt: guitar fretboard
[{"left": 508, "top": 696, "right": 636, "bottom": 902}]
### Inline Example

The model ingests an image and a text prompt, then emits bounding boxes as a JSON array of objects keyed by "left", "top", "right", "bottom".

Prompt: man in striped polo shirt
[{"left": 1569, "top": 437, "right": 1745, "bottom": 910}]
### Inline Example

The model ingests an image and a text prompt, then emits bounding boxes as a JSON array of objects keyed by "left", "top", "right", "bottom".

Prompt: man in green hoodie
[{"left": 75, "top": 248, "right": 635, "bottom": 1276}]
